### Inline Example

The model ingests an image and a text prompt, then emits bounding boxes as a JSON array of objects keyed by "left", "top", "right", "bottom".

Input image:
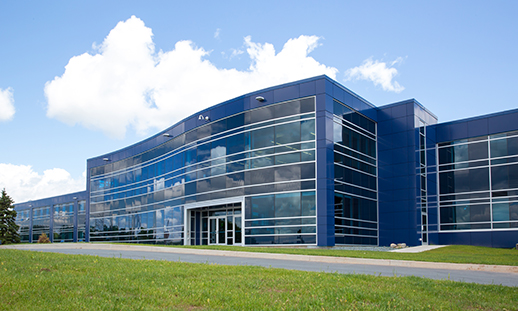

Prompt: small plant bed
[
  {"left": 104, "top": 243, "right": 518, "bottom": 266},
  {"left": 1, "top": 249, "right": 517, "bottom": 310},
  {"left": 37, "top": 233, "right": 50, "bottom": 243}
]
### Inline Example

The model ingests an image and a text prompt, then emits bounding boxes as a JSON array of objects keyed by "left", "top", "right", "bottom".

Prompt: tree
[{"left": 0, "top": 188, "right": 20, "bottom": 244}]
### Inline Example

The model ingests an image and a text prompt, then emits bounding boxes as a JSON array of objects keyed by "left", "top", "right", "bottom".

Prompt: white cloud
[
  {"left": 345, "top": 57, "right": 405, "bottom": 93},
  {"left": 229, "top": 48, "right": 244, "bottom": 59},
  {"left": 214, "top": 28, "right": 221, "bottom": 39},
  {"left": 44, "top": 16, "right": 338, "bottom": 139},
  {"left": 0, "top": 87, "right": 15, "bottom": 122},
  {"left": 0, "top": 163, "right": 85, "bottom": 203}
]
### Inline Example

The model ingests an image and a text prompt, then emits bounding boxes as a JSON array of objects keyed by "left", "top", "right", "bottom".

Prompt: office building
[{"left": 15, "top": 76, "right": 518, "bottom": 248}]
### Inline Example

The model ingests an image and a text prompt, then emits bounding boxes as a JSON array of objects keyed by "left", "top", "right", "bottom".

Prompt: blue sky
[{"left": 0, "top": 1, "right": 517, "bottom": 202}]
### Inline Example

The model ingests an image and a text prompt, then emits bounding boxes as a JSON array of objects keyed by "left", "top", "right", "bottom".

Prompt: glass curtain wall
[
  {"left": 15, "top": 210, "right": 31, "bottom": 242},
  {"left": 32, "top": 206, "right": 50, "bottom": 242},
  {"left": 89, "top": 97, "right": 316, "bottom": 245},
  {"left": 332, "top": 101, "right": 378, "bottom": 245},
  {"left": 245, "top": 191, "right": 316, "bottom": 244},
  {"left": 417, "top": 118, "right": 429, "bottom": 244},
  {"left": 53, "top": 202, "right": 75, "bottom": 242},
  {"left": 77, "top": 200, "right": 86, "bottom": 241},
  {"left": 438, "top": 130, "right": 518, "bottom": 230}
]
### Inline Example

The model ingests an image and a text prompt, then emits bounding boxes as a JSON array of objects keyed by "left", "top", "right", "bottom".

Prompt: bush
[{"left": 38, "top": 233, "right": 50, "bottom": 243}]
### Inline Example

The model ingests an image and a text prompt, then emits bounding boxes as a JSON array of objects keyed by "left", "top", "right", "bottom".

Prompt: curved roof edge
[
  {"left": 88, "top": 75, "right": 360, "bottom": 166},
  {"left": 88, "top": 75, "right": 328, "bottom": 163}
]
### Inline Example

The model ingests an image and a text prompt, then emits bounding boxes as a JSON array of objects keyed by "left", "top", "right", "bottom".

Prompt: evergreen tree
[{"left": 0, "top": 188, "right": 20, "bottom": 244}]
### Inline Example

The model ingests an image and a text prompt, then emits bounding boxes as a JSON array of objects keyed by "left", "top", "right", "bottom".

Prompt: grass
[
  {"left": 1, "top": 249, "right": 517, "bottom": 310},
  {"left": 108, "top": 243, "right": 518, "bottom": 267}
]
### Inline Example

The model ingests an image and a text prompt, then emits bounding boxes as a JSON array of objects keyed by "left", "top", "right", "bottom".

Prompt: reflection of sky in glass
[
  {"left": 83, "top": 98, "right": 319, "bottom": 243},
  {"left": 491, "top": 139, "right": 508, "bottom": 158},
  {"left": 211, "top": 145, "right": 226, "bottom": 159},
  {"left": 493, "top": 203, "right": 510, "bottom": 222},
  {"left": 154, "top": 177, "right": 165, "bottom": 190},
  {"left": 454, "top": 145, "right": 468, "bottom": 163},
  {"left": 455, "top": 205, "right": 470, "bottom": 223},
  {"left": 333, "top": 120, "right": 342, "bottom": 143}
]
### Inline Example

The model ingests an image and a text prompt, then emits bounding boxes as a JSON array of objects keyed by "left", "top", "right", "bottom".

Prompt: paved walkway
[
  {"left": 2, "top": 243, "right": 517, "bottom": 286},
  {"left": 390, "top": 245, "right": 448, "bottom": 253}
]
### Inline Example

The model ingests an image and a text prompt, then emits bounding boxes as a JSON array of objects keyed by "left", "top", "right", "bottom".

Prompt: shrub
[{"left": 38, "top": 233, "right": 50, "bottom": 243}]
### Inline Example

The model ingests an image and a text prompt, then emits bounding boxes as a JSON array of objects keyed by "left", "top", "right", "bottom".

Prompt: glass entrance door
[
  {"left": 200, "top": 202, "right": 242, "bottom": 246},
  {"left": 218, "top": 217, "right": 226, "bottom": 244},
  {"left": 421, "top": 212, "right": 428, "bottom": 245},
  {"left": 208, "top": 213, "right": 242, "bottom": 245},
  {"left": 209, "top": 216, "right": 228, "bottom": 245},
  {"left": 234, "top": 216, "right": 242, "bottom": 245},
  {"left": 225, "top": 215, "right": 242, "bottom": 245}
]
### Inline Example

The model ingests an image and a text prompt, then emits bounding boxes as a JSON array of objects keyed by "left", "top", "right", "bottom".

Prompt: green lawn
[
  {"left": 1, "top": 249, "right": 517, "bottom": 310},
  {"left": 113, "top": 244, "right": 518, "bottom": 266}
]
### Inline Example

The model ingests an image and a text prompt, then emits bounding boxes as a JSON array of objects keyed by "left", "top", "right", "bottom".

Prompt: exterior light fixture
[
  {"left": 163, "top": 133, "right": 171, "bottom": 137},
  {"left": 255, "top": 96, "right": 265, "bottom": 102},
  {"left": 103, "top": 158, "right": 110, "bottom": 161},
  {"left": 73, "top": 197, "right": 77, "bottom": 200}
]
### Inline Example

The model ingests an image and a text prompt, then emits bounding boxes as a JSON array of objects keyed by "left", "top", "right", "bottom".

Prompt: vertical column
[
  {"left": 195, "top": 211, "right": 201, "bottom": 246},
  {"left": 417, "top": 119, "right": 428, "bottom": 245},
  {"left": 85, "top": 171, "right": 91, "bottom": 242},
  {"left": 316, "top": 94, "right": 335, "bottom": 246},
  {"left": 74, "top": 199, "right": 78, "bottom": 242},
  {"left": 426, "top": 125, "right": 439, "bottom": 245},
  {"left": 377, "top": 102, "right": 420, "bottom": 246},
  {"left": 49, "top": 205, "right": 54, "bottom": 243},
  {"left": 29, "top": 207, "right": 33, "bottom": 243}
]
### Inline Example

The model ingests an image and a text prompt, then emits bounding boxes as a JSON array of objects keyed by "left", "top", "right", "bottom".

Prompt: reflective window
[
  {"left": 439, "top": 168, "right": 489, "bottom": 194},
  {"left": 438, "top": 130, "right": 518, "bottom": 231},
  {"left": 334, "top": 123, "right": 376, "bottom": 158},
  {"left": 440, "top": 204, "right": 490, "bottom": 224},
  {"left": 491, "top": 164, "right": 518, "bottom": 190},
  {"left": 439, "top": 142, "right": 488, "bottom": 164},
  {"left": 493, "top": 202, "right": 518, "bottom": 222},
  {"left": 275, "top": 122, "right": 300, "bottom": 145},
  {"left": 251, "top": 195, "right": 274, "bottom": 219},
  {"left": 275, "top": 193, "right": 301, "bottom": 217},
  {"left": 251, "top": 127, "right": 274, "bottom": 149},
  {"left": 301, "top": 120, "right": 316, "bottom": 141},
  {"left": 333, "top": 100, "right": 375, "bottom": 134},
  {"left": 333, "top": 103, "right": 378, "bottom": 245},
  {"left": 491, "top": 136, "right": 518, "bottom": 158},
  {"left": 88, "top": 97, "right": 316, "bottom": 245}
]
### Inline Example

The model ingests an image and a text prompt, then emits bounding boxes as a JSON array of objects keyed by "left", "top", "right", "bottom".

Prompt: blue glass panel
[
  {"left": 252, "top": 127, "right": 274, "bottom": 150},
  {"left": 275, "top": 122, "right": 301, "bottom": 145},
  {"left": 251, "top": 195, "right": 274, "bottom": 219}
]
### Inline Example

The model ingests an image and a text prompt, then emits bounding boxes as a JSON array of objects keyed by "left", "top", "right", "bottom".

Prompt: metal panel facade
[{"left": 14, "top": 76, "right": 518, "bottom": 247}]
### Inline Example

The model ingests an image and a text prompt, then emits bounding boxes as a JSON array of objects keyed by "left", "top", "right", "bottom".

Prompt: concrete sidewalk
[
  {"left": 3, "top": 243, "right": 517, "bottom": 274},
  {"left": 390, "top": 245, "right": 447, "bottom": 253}
]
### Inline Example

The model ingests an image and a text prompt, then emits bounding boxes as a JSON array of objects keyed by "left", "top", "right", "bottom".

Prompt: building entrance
[
  {"left": 208, "top": 211, "right": 242, "bottom": 245},
  {"left": 185, "top": 201, "right": 243, "bottom": 246}
]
